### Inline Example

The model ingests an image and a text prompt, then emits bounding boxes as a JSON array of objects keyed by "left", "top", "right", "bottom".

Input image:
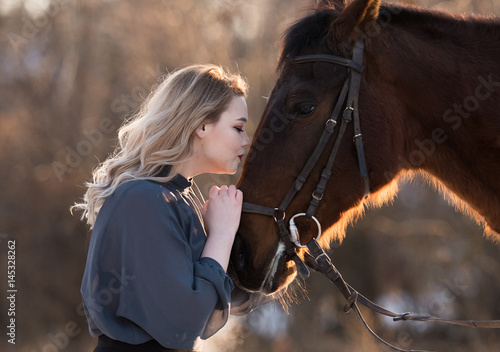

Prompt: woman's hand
[
  {"left": 202, "top": 185, "right": 243, "bottom": 237},
  {"left": 201, "top": 185, "right": 243, "bottom": 271}
]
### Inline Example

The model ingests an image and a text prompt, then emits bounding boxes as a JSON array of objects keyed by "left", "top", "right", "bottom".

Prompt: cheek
[
  {"left": 223, "top": 135, "right": 240, "bottom": 153},
  {"left": 208, "top": 138, "right": 236, "bottom": 165}
]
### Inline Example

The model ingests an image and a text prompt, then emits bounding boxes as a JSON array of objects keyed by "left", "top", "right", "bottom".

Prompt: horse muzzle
[{"left": 230, "top": 232, "right": 296, "bottom": 294}]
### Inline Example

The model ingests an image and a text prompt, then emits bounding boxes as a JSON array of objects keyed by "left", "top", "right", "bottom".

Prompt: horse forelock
[{"left": 277, "top": 9, "right": 338, "bottom": 71}]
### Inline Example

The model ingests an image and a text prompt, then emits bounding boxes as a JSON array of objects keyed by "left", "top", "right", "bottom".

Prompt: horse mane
[
  {"left": 387, "top": 4, "right": 500, "bottom": 42},
  {"left": 278, "top": 3, "right": 500, "bottom": 71}
]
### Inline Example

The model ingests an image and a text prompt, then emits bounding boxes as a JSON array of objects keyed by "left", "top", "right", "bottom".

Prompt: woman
[{"left": 73, "top": 65, "right": 273, "bottom": 351}]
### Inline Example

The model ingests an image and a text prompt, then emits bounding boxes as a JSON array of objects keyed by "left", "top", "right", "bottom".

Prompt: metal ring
[
  {"left": 288, "top": 213, "right": 322, "bottom": 248},
  {"left": 273, "top": 208, "right": 285, "bottom": 222}
]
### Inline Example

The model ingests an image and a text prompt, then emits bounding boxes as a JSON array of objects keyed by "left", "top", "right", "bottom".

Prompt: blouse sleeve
[{"left": 88, "top": 182, "right": 234, "bottom": 349}]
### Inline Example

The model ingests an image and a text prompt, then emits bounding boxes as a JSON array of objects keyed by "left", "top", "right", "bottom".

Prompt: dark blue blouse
[{"left": 80, "top": 174, "right": 272, "bottom": 351}]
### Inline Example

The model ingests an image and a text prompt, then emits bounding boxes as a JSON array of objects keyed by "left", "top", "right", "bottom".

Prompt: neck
[
  {"left": 365, "top": 7, "right": 500, "bottom": 236},
  {"left": 176, "top": 152, "right": 206, "bottom": 179}
]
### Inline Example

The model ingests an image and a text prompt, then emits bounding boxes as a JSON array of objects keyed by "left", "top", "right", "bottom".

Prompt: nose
[{"left": 242, "top": 131, "right": 250, "bottom": 148}]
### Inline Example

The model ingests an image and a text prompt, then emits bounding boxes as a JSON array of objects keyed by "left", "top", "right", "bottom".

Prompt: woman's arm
[
  {"left": 82, "top": 181, "right": 237, "bottom": 348},
  {"left": 201, "top": 185, "right": 243, "bottom": 271}
]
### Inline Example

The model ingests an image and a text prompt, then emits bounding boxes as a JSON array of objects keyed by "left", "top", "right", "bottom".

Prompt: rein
[{"left": 241, "top": 40, "right": 500, "bottom": 351}]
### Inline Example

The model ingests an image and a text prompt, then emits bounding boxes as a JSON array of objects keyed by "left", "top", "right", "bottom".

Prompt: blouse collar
[
  {"left": 171, "top": 173, "right": 192, "bottom": 189},
  {"left": 156, "top": 165, "right": 192, "bottom": 190}
]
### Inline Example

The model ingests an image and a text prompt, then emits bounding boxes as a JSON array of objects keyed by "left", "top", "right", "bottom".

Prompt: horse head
[
  {"left": 230, "top": 0, "right": 394, "bottom": 294},
  {"left": 230, "top": 0, "right": 500, "bottom": 295}
]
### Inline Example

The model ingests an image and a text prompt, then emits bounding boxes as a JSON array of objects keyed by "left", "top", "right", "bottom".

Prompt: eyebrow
[{"left": 236, "top": 117, "right": 248, "bottom": 122}]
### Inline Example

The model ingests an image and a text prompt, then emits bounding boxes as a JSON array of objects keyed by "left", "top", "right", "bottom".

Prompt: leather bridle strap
[
  {"left": 241, "top": 39, "right": 500, "bottom": 352},
  {"left": 305, "top": 238, "right": 500, "bottom": 352},
  {"left": 293, "top": 41, "right": 370, "bottom": 218},
  {"left": 241, "top": 68, "right": 352, "bottom": 219},
  {"left": 305, "top": 239, "right": 425, "bottom": 352},
  {"left": 306, "top": 95, "right": 350, "bottom": 218},
  {"left": 242, "top": 40, "right": 368, "bottom": 286},
  {"left": 242, "top": 41, "right": 367, "bottom": 226},
  {"left": 276, "top": 77, "right": 350, "bottom": 216},
  {"left": 242, "top": 61, "right": 355, "bottom": 277},
  {"left": 347, "top": 41, "right": 370, "bottom": 198},
  {"left": 293, "top": 54, "right": 364, "bottom": 73}
]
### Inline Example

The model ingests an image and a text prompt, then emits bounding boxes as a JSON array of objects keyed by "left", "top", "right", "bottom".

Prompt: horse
[{"left": 230, "top": 0, "right": 500, "bottom": 296}]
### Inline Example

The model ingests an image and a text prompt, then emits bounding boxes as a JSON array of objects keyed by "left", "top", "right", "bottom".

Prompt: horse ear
[
  {"left": 316, "top": 0, "right": 346, "bottom": 11},
  {"left": 327, "top": 0, "right": 380, "bottom": 46}
]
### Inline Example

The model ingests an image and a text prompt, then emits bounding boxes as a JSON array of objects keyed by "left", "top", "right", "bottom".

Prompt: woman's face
[{"left": 199, "top": 95, "right": 250, "bottom": 174}]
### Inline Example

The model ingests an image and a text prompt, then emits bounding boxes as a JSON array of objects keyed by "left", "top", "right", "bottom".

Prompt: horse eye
[{"left": 295, "top": 104, "right": 316, "bottom": 118}]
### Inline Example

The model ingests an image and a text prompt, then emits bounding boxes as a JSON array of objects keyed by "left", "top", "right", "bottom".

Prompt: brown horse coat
[{"left": 232, "top": 0, "right": 500, "bottom": 294}]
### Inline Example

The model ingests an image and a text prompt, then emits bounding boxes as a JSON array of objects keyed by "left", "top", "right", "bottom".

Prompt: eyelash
[{"left": 234, "top": 127, "right": 245, "bottom": 133}]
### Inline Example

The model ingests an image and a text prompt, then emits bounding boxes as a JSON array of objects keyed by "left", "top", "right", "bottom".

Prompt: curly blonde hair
[{"left": 72, "top": 64, "right": 248, "bottom": 227}]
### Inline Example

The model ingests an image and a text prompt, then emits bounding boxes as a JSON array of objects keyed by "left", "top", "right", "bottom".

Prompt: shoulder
[
  {"left": 96, "top": 179, "right": 190, "bottom": 232},
  {"left": 97, "top": 180, "right": 187, "bottom": 223},
  {"left": 112, "top": 179, "right": 179, "bottom": 205},
  {"left": 116, "top": 179, "right": 164, "bottom": 195}
]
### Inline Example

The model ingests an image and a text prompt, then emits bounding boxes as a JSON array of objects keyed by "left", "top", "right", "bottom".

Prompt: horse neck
[{"left": 366, "top": 8, "right": 500, "bottom": 234}]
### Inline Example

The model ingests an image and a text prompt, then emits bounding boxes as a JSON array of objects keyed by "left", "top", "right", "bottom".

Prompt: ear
[
  {"left": 316, "top": 0, "right": 346, "bottom": 11},
  {"left": 328, "top": 0, "right": 380, "bottom": 46},
  {"left": 195, "top": 125, "right": 206, "bottom": 139}
]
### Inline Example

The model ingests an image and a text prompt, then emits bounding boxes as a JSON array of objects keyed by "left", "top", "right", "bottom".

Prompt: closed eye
[{"left": 294, "top": 103, "right": 316, "bottom": 118}]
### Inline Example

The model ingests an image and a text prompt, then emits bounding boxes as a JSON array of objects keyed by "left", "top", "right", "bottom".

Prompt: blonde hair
[{"left": 73, "top": 64, "right": 248, "bottom": 227}]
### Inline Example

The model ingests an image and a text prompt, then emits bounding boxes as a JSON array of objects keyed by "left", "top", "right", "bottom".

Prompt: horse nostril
[
  {"left": 231, "top": 232, "right": 250, "bottom": 273},
  {"left": 238, "top": 252, "right": 246, "bottom": 271}
]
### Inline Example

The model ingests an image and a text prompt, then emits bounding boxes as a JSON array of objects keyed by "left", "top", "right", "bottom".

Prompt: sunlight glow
[{"left": 0, "top": 0, "right": 19, "bottom": 14}]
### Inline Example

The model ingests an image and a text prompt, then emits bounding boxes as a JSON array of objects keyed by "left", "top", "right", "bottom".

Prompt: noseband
[
  {"left": 242, "top": 40, "right": 369, "bottom": 275},
  {"left": 240, "top": 40, "right": 500, "bottom": 352}
]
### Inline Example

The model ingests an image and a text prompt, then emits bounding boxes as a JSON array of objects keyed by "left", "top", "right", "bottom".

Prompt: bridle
[
  {"left": 243, "top": 40, "right": 369, "bottom": 278},
  {"left": 240, "top": 40, "right": 500, "bottom": 351}
]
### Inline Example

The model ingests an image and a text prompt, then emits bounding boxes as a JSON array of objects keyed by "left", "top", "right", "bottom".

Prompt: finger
[
  {"left": 219, "top": 185, "right": 229, "bottom": 196},
  {"left": 235, "top": 189, "right": 243, "bottom": 203},
  {"left": 228, "top": 185, "right": 237, "bottom": 198},
  {"left": 209, "top": 186, "right": 220, "bottom": 198}
]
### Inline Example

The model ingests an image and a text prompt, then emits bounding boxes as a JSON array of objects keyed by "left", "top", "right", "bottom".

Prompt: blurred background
[{"left": 1, "top": 0, "right": 499, "bottom": 351}]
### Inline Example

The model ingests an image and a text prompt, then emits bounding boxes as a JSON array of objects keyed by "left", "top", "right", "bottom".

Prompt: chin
[
  {"left": 211, "top": 167, "right": 237, "bottom": 175},
  {"left": 224, "top": 165, "right": 238, "bottom": 175}
]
